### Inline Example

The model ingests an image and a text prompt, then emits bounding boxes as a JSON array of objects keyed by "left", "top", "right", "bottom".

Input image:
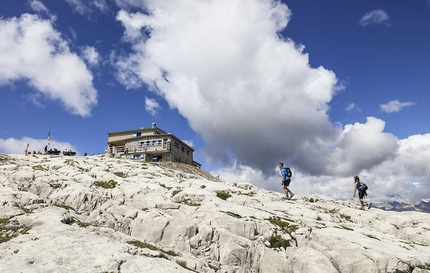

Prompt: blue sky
[{"left": 1, "top": 0, "right": 430, "bottom": 203}]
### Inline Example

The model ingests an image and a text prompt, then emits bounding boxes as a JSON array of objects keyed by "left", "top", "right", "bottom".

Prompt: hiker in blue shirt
[
  {"left": 353, "top": 175, "right": 371, "bottom": 210},
  {"left": 278, "top": 163, "right": 294, "bottom": 200}
]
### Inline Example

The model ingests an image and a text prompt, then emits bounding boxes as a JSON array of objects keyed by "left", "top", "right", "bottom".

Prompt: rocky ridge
[{"left": 0, "top": 154, "right": 429, "bottom": 273}]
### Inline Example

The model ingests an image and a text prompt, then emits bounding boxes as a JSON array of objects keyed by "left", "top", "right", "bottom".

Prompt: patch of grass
[
  {"left": 53, "top": 203, "right": 75, "bottom": 211},
  {"left": 113, "top": 171, "right": 126, "bottom": 178},
  {"left": 172, "top": 190, "right": 182, "bottom": 196},
  {"left": 340, "top": 214, "right": 352, "bottom": 222},
  {"left": 127, "top": 240, "right": 178, "bottom": 256},
  {"left": 268, "top": 217, "right": 298, "bottom": 233},
  {"left": 160, "top": 184, "right": 173, "bottom": 190},
  {"left": 95, "top": 180, "right": 117, "bottom": 189},
  {"left": 0, "top": 155, "right": 10, "bottom": 164},
  {"left": 32, "top": 165, "right": 47, "bottom": 171},
  {"left": 268, "top": 234, "right": 290, "bottom": 249},
  {"left": 0, "top": 218, "right": 10, "bottom": 226},
  {"left": 216, "top": 190, "right": 232, "bottom": 200},
  {"left": 1, "top": 218, "right": 31, "bottom": 244}
]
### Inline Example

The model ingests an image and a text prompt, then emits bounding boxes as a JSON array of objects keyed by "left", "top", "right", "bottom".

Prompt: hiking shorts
[
  {"left": 283, "top": 179, "right": 291, "bottom": 187},
  {"left": 358, "top": 190, "right": 366, "bottom": 199}
]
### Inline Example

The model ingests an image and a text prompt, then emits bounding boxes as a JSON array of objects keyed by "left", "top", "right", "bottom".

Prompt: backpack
[
  {"left": 357, "top": 181, "right": 368, "bottom": 191},
  {"left": 284, "top": 167, "right": 292, "bottom": 178}
]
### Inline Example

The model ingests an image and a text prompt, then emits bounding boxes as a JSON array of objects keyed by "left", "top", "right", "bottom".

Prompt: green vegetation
[
  {"left": 172, "top": 190, "right": 182, "bottom": 196},
  {"left": 95, "top": 180, "right": 117, "bottom": 189},
  {"left": 127, "top": 240, "right": 178, "bottom": 256},
  {"left": 316, "top": 216, "right": 322, "bottom": 221},
  {"left": 32, "top": 165, "right": 47, "bottom": 171},
  {"left": 160, "top": 184, "right": 173, "bottom": 190},
  {"left": 268, "top": 217, "right": 298, "bottom": 233},
  {"left": 339, "top": 214, "right": 352, "bottom": 222},
  {"left": 113, "top": 171, "right": 126, "bottom": 178},
  {"left": 216, "top": 190, "right": 232, "bottom": 200},
  {"left": 66, "top": 218, "right": 91, "bottom": 228},
  {"left": 0, "top": 155, "right": 9, "bottom": 164},
  {"left": 1, "top": 218, "right": 31, "bottom": 244},
  {"left": 268, "top": 234, "right": 290, "bottom": 249}
]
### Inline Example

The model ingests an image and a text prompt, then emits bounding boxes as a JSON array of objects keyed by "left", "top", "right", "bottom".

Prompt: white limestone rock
[{"left": 1, "top": 154, "right": 430, "bottom": 273}]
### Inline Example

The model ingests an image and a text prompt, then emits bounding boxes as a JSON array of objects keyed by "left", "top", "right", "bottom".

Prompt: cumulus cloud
[
  {"left": 112, "top": 0, "right": 425, "bottom": 202},
  {"left": 359, "top": 9, "right": 389, "bottom": 26},
  {"left": 114, "top": 0, "right": 343, "bottom": 173},
  {"left": 0, "top": 137, "right": 78, "bottom": 155},
  {"left": 213, "top": 133, "right": 430, "bottom": 203},
  {"left": 81, "top": 46, "right": 100, "bottom": 66},
  {"left": 29, "top": 0, "right": 50, "bottom": 15},
  {"left": 380, "top": 100, "right": 416, "bottom": 113},
  {"left": 0, "top": 14, "right": 97, "bottom": 117},
  {"left": 144, "top": 97, "right": 161, "bottom": 115}
]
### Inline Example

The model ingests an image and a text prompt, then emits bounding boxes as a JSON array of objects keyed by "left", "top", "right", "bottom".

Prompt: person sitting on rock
[{"left": 353, "top": 175, "right": 371, "bottom": 210}]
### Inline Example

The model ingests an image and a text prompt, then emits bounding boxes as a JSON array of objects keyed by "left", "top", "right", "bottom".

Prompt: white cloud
[
  {"left": 214, "top": 133, "right": 430, "bottom": 203},
  {"left": 144, "top": 97, "right": 161, "bottom": 115},
  {"left": 0, "top": 14, "right": 97, "bottom": 117},
  {"left": 380, "top": 100, "right": 415, "bottom": 113},
  {"left": 81, "top": 46, "right": 100, "bottom": 66},
  {"left": 65, "top": 0, "right": 89, "bottom": 15},
  {"left": 183, "top": 139, "right": 194, "bottom": 148},
  {"left": 112, "top": 0, "right": 427, "bottom": 202},
  {"left": 359, "top": 9, "right": 389, "bottom": 26},
  {"left": 345, "top": 103, "right": 357, "bottom": 112},
  {"left": 0, "top": 137, "right": 78, "bottom": 155},
  {"left": 114, "top": 0, "right": 341, "bottom": 173},
  {"left": 29, "top": 0, "right": 50, "bottom": 15}
]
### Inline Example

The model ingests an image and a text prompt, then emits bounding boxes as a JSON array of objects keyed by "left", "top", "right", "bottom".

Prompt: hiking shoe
[
  {"left": 289, "top": 193, "right": 295, "bottom": 199},
  {"left": 368, "top": 203, "right": 372, "bottom": 209}
]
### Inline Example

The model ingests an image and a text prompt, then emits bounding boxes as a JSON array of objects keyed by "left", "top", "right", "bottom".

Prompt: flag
[{"left": 47, "top": 131, "right": 50, "bottom": 147}]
